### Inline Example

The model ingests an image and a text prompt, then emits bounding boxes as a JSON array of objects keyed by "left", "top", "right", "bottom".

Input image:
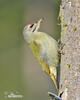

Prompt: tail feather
[{"left": 50, "top": 72, "right": 58, "bottom": 90}]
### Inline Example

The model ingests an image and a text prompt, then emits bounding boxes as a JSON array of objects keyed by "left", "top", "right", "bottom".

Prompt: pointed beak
[
  {"left": 35, "top": 17, "right": 44, "bottom": 25},
  {"left": 32, "top": 18, "right": 44, "bottom": 32}
]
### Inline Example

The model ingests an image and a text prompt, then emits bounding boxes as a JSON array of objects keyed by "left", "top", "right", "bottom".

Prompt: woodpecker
[{"left": 23, "top": 18, "right": 59, "bottom": 89}]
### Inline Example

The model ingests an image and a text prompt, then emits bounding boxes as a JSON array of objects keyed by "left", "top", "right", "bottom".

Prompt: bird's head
[
  {"left": 23, "top": 18, "right": 44, "bottom": 33},
  {"left": 23, "top": 18, "right": 44, "bottom": 42}
]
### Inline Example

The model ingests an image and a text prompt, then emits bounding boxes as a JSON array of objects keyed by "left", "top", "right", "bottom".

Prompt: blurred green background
[{"left": 0, "top": 0, "right": 61, "bottom": 100}]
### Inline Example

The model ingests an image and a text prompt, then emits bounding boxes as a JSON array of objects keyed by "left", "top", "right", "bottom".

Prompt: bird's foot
[{"left": 58, "top": 39, "right": 65, "bottom": 55}]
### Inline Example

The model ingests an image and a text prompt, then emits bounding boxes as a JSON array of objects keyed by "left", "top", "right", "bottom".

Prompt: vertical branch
[{"left": 59, "top": 0, "right": 80, "bottom": 100}]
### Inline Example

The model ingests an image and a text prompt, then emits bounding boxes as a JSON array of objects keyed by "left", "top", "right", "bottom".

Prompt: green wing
[
  {"left": 29, "top": 40, "right": 51, "bottom": 74},
  {"left": 29, "top": 40, "right": 41, "bottom": 60}
]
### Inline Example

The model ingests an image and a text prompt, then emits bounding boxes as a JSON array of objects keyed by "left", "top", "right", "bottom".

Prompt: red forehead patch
[{"left": 29, "top": 22, "right": 34, "bottom": 25}]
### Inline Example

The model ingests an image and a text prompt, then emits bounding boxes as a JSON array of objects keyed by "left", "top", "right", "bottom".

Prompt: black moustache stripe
[
  {"left": 32, "top": 27, "right": 36, "bottom": 32},
  {"left": 30, "top": 24, "right": 34, "bottom": 28}
]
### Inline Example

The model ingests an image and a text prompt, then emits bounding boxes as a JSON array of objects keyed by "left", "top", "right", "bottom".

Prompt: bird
[{"left": 23, "top": 18, "right": 59, "bottom": 89}]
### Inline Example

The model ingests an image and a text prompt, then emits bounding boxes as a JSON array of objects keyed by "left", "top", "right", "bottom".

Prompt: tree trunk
[{"left": 59, "top": 0, "right": 80, "bottom": 100}]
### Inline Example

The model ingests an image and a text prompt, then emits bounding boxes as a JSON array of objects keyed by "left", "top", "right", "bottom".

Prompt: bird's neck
[
  {"left": 23, "top": 31, "right": 40, "bottom": 43},
  {"left": 23, "top": 31, "right": 32, "bottom": 43}
]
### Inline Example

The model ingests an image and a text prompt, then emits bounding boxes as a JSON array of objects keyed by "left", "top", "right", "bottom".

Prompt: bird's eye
[{"left": 30, "top": 24, "right": 34, "bottom": 28}]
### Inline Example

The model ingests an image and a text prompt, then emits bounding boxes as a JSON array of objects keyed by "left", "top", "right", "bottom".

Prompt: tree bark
[{"left": 59, "top": 0, "right": 80, "bottom": 100}]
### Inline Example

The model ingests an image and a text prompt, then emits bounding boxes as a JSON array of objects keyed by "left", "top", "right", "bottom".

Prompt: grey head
[{"left": 23, "top": 18, "right": 44, "bottom": 43}]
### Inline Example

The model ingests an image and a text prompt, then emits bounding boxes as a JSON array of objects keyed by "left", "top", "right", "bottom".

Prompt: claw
[{"left": 58, "top": 39, "right": 65, "bottom": 55}]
